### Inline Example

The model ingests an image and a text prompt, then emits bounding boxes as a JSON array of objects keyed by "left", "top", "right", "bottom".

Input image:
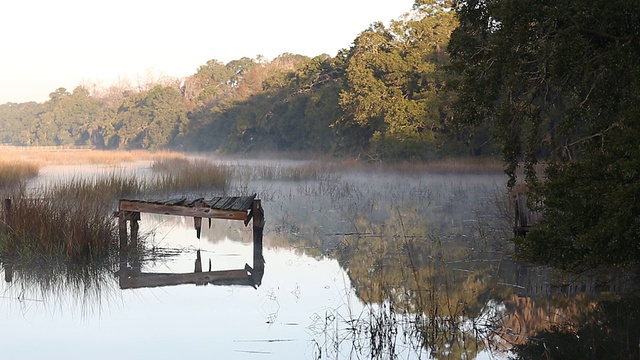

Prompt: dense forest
[
  {"left": 0, "top": 1, "right": 477, "bottom": 161},
  {"left": 1, "top": 1, "right": 639, "bottom": 269}
]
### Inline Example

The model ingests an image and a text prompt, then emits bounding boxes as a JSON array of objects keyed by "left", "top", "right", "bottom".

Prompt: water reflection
[
  {"left": 117, "top": 237, "right": 265, "bottom": 289},
  {"left": 0, "top": 259, "right": 120, "bottom": 319},
  {"left": 510, "top": 295, "right": 640, "bottom": 359}
]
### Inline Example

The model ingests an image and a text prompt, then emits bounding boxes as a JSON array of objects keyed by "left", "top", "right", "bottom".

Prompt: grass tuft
[
  {"left": 151, "top": 158, "right": 231, "bottom": 192},
  {"left": 0, "top": 161, "right": 40, "bottom": 190}
]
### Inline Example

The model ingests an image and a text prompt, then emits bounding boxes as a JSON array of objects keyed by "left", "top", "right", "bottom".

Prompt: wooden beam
[
  {"left": 119, "top": 200, "right": 248, "bottom": 221},
  {"left": 119, "top": 269, "right": 252, "bottom": 289}
]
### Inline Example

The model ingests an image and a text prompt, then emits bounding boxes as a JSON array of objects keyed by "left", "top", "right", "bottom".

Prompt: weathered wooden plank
[
  {"left": 119, "top": 200, "right": 248, "bottom": 221},
  {"left": 119, "top": 269, "right": 252, "bottom": 289},
  {"left": 120, "top": 194, "right": 256, "bottom": 212}
]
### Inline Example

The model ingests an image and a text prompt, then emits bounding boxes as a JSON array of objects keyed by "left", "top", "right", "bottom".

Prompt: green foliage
[
  {"left": 114, "top": 85, "right": 189, "bottom": 149},
  {"left": 0, "top": 3, "right": 475, "bottom": 161},
  {"left": 335, "top": 9, "right": 458, "bottom": 160},
  {"left": 450, "top": 0, "right": 640, "bottom": 268},
  {"left": 184, "top": 54, "right": 344, "bottom": 153}
]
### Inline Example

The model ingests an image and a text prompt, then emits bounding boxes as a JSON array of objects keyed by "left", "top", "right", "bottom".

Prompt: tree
[
  {"left": 336, "top": 5, "right": 458, "bottom": 160},
  {"left": 0, "top": 102, "right": 44, "bottom": 145},
  {"left": 114, "top": 86, "right": 189, "bottom": 149},
  {"left": 49, "top": 86, "right": 106, "bottom": 145},
  {"left": 448, "top": 0, "right": 640, "bottom": 269}
]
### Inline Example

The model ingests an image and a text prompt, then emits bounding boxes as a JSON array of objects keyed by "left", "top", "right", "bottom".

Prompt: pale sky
[{"left": 0, "top": 0, "right": 415, "bottom": 104}]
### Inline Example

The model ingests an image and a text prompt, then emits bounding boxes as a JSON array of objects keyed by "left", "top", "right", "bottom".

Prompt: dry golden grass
[
  {"left": 335, "top": 157, "right": 505, "bottom": 174},
  {"left": 151, "top": 158, "right": 231, "bottom": 192},
  {"left": 0, "top": 146, "right": 184, "bottom": 166},
  {"left": 1, "top": 183, "right": 120, "bottom": 263},
  {"left": 0, "top": 160, "right": 40, "bottom": 189}
]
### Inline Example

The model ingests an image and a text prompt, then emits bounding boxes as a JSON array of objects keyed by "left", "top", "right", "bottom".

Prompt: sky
[{"left": 0, "top": 0, "right": 415, "bottom": 104}]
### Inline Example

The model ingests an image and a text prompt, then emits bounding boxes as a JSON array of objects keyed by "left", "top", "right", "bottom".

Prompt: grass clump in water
[
  {"left": 151, "top": 158, "right": 230, "bottom": 193},
  {"left": 233, "top": 162, "right": 339, "bottom": 182},
  {"left": 0, "top": 161, "right": 40, "bottom": 190},
  {"left": 0, "top": 173, "right": 148, "bottom": 264}
]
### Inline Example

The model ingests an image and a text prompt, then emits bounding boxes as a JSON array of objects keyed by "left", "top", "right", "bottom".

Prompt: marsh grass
[
  {"left": 0, "top": 161, "right": 40, "bottom": 190},
  {"left": 0, "top": 146, "right": 184, "bottom": 166},
  {"left": 365, "top": 157, "right": 504, "bottom": 175},
  {"left": 0, "top": 172, "right": 158, "bottom": 264},
  {"left": 1, "top": 188, "right": 119, "bottom": 263},
  {"left": 151, "top": 158, "right": 230, "bottom": 192},
  {"left": 232, "top": 161, "right": 339, "bottom": 182}
]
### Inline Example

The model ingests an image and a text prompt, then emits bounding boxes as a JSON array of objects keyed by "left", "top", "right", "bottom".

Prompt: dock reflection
[{"left": 117, "top": 236, "right": 265, "bottom": 290}]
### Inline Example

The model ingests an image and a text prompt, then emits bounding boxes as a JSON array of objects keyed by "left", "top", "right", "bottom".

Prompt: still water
[{"left": 0, "top": 159, "right": 636, "bottom": 359}]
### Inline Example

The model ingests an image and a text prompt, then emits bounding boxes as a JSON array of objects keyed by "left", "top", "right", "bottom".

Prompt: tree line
[{"left": 0, "top": 1, "right": 480, "bottom": 160}]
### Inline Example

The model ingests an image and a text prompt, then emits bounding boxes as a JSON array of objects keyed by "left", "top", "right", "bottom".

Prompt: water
[{"left": 1, "top": 159, "right": 636, "bottom": 359}]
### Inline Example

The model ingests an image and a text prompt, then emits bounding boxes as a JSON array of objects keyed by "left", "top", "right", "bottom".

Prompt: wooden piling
[
  {"left": 3, "top": 263, "right": 13, "bottom": 283},
  {"left": 129, "top": 211, "right": 140, "bottom": 248},
  {"left": 3, "top": 198, "right": 12, "bottom": 226},
  {"left": 194, "top": 250, "right": 203, "bottom": 273},
  {"left": 118, "top": 209, "right": 128, "bottom": 250},
  {"left": 194, "top": 217, "right": 202, "bottom": 239},
  {"left": 252, "top": 199, "right": 265, "bottom": 271}
]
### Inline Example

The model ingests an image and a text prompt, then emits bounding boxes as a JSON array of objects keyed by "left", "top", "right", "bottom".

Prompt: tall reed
[
  {"left": 151, "top": 158, "right": 230, "bottom": 192},
  {"left": 0, "top": 161, "right": 40, "bottom": 190},
  {"left": 0, "top": 171, "right": 148, "bottom": 263}
]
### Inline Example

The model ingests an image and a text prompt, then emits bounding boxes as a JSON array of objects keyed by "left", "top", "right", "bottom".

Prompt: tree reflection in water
[
  {"left": 285, "top": 173, "right": 640, "bottom": 359},
  {"left": 511, "top": 295, "right": 640, "bottom": 360},
  {"left": 304, "top": 198, "right": 512, "bottom": 359}
]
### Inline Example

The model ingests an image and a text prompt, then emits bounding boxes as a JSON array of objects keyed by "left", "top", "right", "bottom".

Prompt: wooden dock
[{"left": 116, "top": 195, "right": 265, "bottom": 289}]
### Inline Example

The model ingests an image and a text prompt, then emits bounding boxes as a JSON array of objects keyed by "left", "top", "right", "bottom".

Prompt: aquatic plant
[
  {"left": 0, "top": 161, "right": 40, "bottom": 190},
  {"left": 151, "top": 158, "right": 231, "bottom": 192},
  {"left": 0, "top": 188, "right": 119, "bottom": 263},
  {"left": 231, "top": 161, "right": 340, "bottom": 182}
]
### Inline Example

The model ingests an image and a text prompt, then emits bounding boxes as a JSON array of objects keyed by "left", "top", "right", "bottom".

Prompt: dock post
[
  {"left": 129, "top": 212, "right": 140, "bottom": 249},
  {"left": 194, "top": 217, "right": 202, "bottom": 239},
  {"left": 252, "top": 200, "right": 265, "bottom": 271},
  {"left": 3, "top": 198, "right": 12, "bottom": 226},
  {"left": 118, "top": 206, "right": 128, "bottom": 275},
  {"left": 118, "top": 203, "right": 128, "bottom": 250},
  {"left": 3, "top": 263, "right": 12, "bottom": 283}
]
